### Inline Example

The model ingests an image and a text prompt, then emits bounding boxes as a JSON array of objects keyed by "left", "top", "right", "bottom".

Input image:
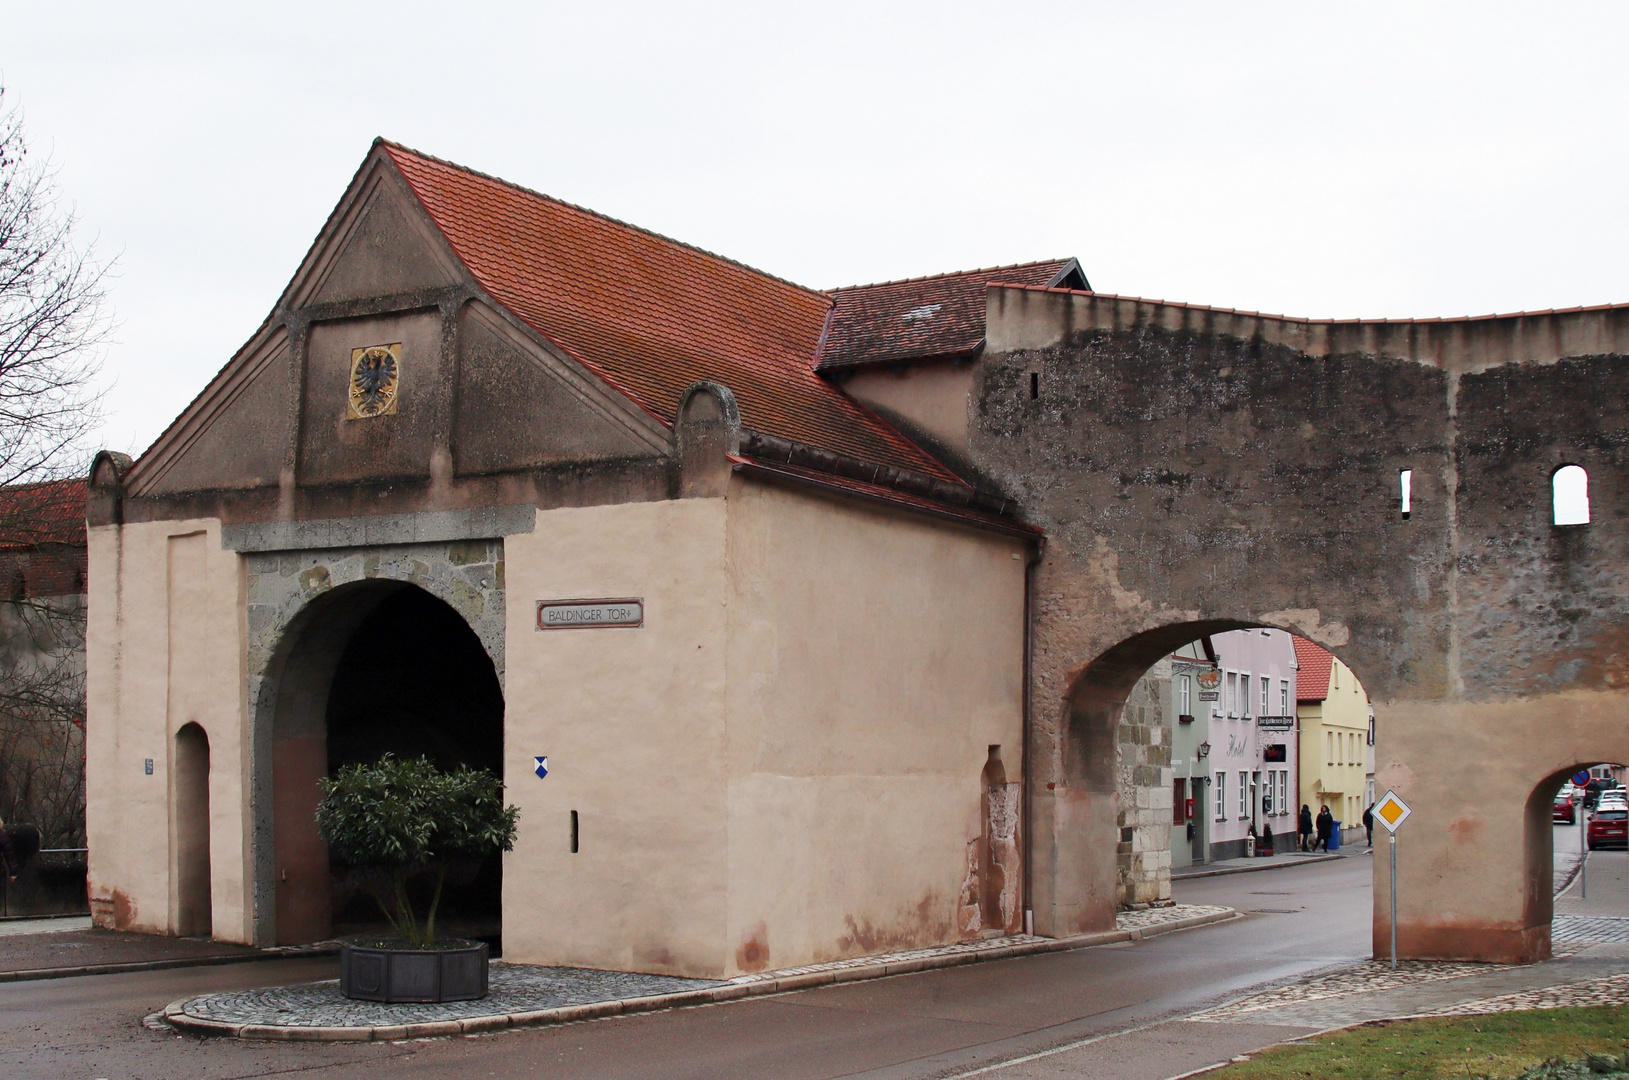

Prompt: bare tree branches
[
  {"left": 0, "top": 595, "right": 85, "bottom": 848},
  {"left": 0, "top": 84, "right": 111, "bottom": 486}
]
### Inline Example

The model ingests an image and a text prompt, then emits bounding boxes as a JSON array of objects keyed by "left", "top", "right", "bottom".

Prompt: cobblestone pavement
[
  {"left": 1552, "top": 915, "right": 1629, "bottom": 944},
  {"left": 165, "top": 903, "right": 1233, "bottom": 1036},
  {"left": 1188, "top": 959, "right": 1513, "bottom": 1021},
  {"left": 177, "top": 963, "right": 719, "bottom": 1030},
  {"left": 1431, "top": 972, "right": 1629, "bottom": 1016}
]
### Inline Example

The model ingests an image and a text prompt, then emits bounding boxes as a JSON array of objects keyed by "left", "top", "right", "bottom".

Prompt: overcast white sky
[{"left": 6, "top": 2, "right": 1628, "bottom": 457}]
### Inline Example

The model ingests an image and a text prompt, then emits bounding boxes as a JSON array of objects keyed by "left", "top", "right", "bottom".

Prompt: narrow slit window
[
  {"left": 1553, "top": 464, "right": 1590, "bottom": 525},
  {"left": 1029, "top": 372, "right": 1039, "bottom": 400},
  {"left": 1399, "top": 469, "right": 1412, "bottom": 517},
  {"left": 570, "top": 810, "right": 579, "bottom": 853}
]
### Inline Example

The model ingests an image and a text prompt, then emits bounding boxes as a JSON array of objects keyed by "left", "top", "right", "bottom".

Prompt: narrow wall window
[
  {"left": 1215, "top": 772, "right": 1226, "bottom": 820},
  {"left": 1326, "top": 730, "right": 1334, "bottom": 765},
  {"left": 570, "top": 810, "right": 579, "bottom": 853},
  {"left": 1368, "top": 711, "right": 1376, "bottom": 746},
  {"left": 1277, "top": 770, "right": 1288, "bottom": 816},
  {"left": 1238, "top": 771, "right": 1249, "bottom": 818},
  {"left": 1029, "top": 372, "right": 1039, "bottom": 400},
  {"left": 1280, "top": 680, "right": 1289, "bottom": 714},
  {"left": 1178, "top": 675, "right": 1192, "bottom": 716},
  {"left": 1553, "top": 464, "right": 1590, "bottom": 526},
  {"left": 1225, "top": 672, "right": 1237, "bottom": 717},
  {"left": 1400, "top": 469, "right": 1412, "bottom": 518},
  {"left": 1260, "top": 676, "right": 1270, "bottom": 718},
  {"left": 1240, "top": 673, "right": 1252, "bottom": 718}
]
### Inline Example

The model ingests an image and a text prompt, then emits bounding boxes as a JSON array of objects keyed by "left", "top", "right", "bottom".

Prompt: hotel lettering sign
[{"left": 536, "top": 598, "right": 644, "bottom": 630}]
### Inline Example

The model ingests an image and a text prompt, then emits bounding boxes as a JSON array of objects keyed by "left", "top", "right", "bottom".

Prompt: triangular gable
[{"left": 131, "top": 147, "right": 672, "bottom": 497}]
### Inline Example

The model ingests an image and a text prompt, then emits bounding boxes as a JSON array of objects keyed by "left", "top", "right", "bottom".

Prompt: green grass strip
[{"left": 1204, "top": 1004, "right": 1629, "bottom": 1079}]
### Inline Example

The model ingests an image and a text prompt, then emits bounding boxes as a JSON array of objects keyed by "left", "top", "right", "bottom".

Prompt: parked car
[
  {"left": 1588, "top": 806, "right": 1629, "bottom": 850},
  {"left": 1555, "top": 788, "right": 1578, "bottom": 823}
]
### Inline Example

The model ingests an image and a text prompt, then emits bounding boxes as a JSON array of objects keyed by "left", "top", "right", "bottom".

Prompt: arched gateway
[{"left": 84, "top": 140, "right": 1629, "bottom": 973}]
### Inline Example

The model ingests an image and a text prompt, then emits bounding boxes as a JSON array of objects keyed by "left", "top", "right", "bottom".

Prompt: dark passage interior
[{"left": 323, "top": 587, "right": 505, "bottom": 945}]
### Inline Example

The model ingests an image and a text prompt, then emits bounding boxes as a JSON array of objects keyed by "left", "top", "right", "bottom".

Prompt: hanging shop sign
[
  {"left": 536, "top": 598, "right": 644, "bottom": 630},
  {"left": 1197, "top": 668, "right": 1221, "bottom": 702},
  {"left": 1262, "top": 743, "right": 1287, "bottom": 763},
  {"left": 1256, "top": 714, "right": 1296, "bottom": 731}
]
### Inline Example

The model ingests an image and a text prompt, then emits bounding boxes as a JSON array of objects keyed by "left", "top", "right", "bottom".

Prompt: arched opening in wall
[
  {"left": 1530, "top": 762, "right": 1627, "bottom": 956},
  {"left": 1553, "top": 464, "right": 1590, "bottom": 526},
  {"left": 1062, "top": 621, "right": 1374, "bottom": 926},
  {"left": 269, "top": 581, "right": 504, "bottom": 947},
  {"left": 174, "top": 722, "right": 212, "bottom": 937}
]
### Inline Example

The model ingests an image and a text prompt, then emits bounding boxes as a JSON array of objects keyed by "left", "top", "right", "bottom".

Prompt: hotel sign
[{"left": 536, "top": 598, "right": 644, "bottom": 630}]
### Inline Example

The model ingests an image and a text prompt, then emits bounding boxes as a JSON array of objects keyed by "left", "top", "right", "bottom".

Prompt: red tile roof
[
  {"left": 817, "top": 261, "right": 1086, "bottom": 371},
  {"left": 383, "top": 143, "right": 963, "bottom": 486},
  {"left": 0, "top": 480, "right": 86, "bottom": 551},
  {"left": 1292, "top": 636, "right": 1334, "bottom": 703}
]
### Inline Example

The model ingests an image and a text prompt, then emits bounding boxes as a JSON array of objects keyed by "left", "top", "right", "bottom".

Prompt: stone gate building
[{"left": 86, "top": 140, "right": 1629, "bottom": 974}]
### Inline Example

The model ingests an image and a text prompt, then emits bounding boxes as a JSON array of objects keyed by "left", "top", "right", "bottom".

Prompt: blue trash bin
[{"left": 1328, "top": 821, "right": 1342, "bottom": 851}]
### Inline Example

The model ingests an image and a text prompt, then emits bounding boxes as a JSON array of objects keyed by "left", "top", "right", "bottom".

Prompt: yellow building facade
[{"left": 1293, "top": 637, "right": 1374, "bottom": 839}]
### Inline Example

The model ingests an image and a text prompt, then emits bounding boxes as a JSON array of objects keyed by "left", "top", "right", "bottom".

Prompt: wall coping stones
[
  {"left": 160, "top": 905, "right": 1236, "bottom": 1041},
  {"left": 222, "top": 505, "right": 537, "bottom": 553}
]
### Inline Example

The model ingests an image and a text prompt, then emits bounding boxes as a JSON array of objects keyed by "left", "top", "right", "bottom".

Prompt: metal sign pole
[
  {"left": 1581, "top": 801, "right": 1588, "bottom": 899},
  {"left": 1389, "top": 832, "right": 1398, "bottom": 970}
]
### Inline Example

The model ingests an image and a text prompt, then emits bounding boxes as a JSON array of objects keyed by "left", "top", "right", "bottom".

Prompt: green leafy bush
[{"left": 315, "top": 755, "right": 519, "bottom": 946}]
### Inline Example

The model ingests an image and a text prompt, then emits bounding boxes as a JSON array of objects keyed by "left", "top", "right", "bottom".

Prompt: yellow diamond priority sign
[{"left": 1374, "top": 789, "right": 1412, "bottom": 833}]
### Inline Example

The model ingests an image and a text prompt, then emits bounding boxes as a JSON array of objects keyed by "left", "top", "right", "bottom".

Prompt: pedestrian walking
[
  {"left": 1315, "top": 805, "right": 1335, "bottom": 852},
  {"left": 1362, "top": 803, "right": 1375, "bottom": 848},
  {"left": 1298, "top": 804, "right": 1314, "bottom": 852}
]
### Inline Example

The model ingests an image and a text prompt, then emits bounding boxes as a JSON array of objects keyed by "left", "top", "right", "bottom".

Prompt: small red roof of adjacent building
[
  {"left": 816, "top": 260, "right": 1086, "bottom": 372},
  {"left": 1292, "top": 636, "right": 1334, "bottom": 703},
  {"left": 0, "top": 479, "right": 86, "bottom": 551},
  {"left": 383, "top": 144, "right": 963, "bottom": 486}
]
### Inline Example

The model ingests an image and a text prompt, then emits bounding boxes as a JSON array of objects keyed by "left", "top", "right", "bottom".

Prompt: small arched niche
[{"left": 1553, "top": 464, "right": 1590, "bottom": 526}]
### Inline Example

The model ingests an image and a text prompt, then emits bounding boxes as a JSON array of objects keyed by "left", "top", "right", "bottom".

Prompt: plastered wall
[
  {"left": 501, "top": 497, "right": 732, "bottom": 976},
  {"left": 499, "top": 482, "right": 1027, "bottom": 978},
  {"left": 722, "top": 480, "right": 1026, "bottom": 973},
  {"left": 86, "top": 518, "right": 251, "bottom": 942}
]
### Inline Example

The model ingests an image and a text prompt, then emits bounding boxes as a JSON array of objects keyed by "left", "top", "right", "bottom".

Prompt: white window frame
[
  {"left": 1240, "top": 672, "right": 1252, "bottom": 719},
  {"left": 1277, "top": 770, "right": 1288, "bottom": 816},
  {"left": 1214, "top": 771, "right": 1226, "bottom": 821},
  {"left": 1225, "top": 672, "right": 1237, "bottom": 718},
  {"left": 1178, "top": 675, "right": 1191, "bottom": 716},
  {"left": 1281, "top": 680, "right": 1290, "bottom": 714},
  {"left": 1260, "top": 675, "right": 1270, "bottom": 719},
  {"left": 1238, "top": 770, "right": 1249, "bottom": 819}
]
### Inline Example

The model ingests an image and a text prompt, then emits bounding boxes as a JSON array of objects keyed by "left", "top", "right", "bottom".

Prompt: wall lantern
[{"left": 1197, "top": 742, "right": 1211, "bottom": 758}]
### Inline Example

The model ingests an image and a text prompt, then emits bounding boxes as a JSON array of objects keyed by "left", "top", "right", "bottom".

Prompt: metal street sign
[
  {"left": 536, "top": 598, "right": 644, "bottom": 630},
  {"left": 1374, "top": 789, "right": 1412, "bottom": 833},
  {"left": 1256, "top": 715, "right": 1295, "bottom": 731}
]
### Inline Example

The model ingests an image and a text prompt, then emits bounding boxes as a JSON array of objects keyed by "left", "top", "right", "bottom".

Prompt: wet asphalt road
[{"left": 0, "top": 855, "right": 1375, "bottom": 1080}]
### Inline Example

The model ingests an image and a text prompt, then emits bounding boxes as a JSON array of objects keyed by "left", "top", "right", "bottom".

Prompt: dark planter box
[{"left": 339, "top": 939, "right": 489, "bottom": 1002}]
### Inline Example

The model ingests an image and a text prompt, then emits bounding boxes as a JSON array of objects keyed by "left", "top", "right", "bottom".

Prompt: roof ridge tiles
[
  {"left": 377, "top": 139, "right": 831, "bottom": 303},
  {"left": 824, "top": 259, "right": 1073, "bottom": 294},
  {"left": 991, "top": 282, "right": 1629, "bottom": 327}
]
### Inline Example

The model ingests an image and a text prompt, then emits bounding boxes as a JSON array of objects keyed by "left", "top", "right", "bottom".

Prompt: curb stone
[
  {"left": 1171, "top": 852, "right": 1367, "bottom": 881},
  {"left": 161, "top": 908, "right": 1239, "bottom": 1042}
]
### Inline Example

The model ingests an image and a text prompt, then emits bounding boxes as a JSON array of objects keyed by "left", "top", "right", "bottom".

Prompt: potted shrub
[{"left": 316, "top": 755, "right": 519, "bottom": 1003}]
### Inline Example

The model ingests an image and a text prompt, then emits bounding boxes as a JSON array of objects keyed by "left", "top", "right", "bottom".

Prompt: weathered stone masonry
[{"left": 972, "top": 285, "right": 1629, "bottom": 961}]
